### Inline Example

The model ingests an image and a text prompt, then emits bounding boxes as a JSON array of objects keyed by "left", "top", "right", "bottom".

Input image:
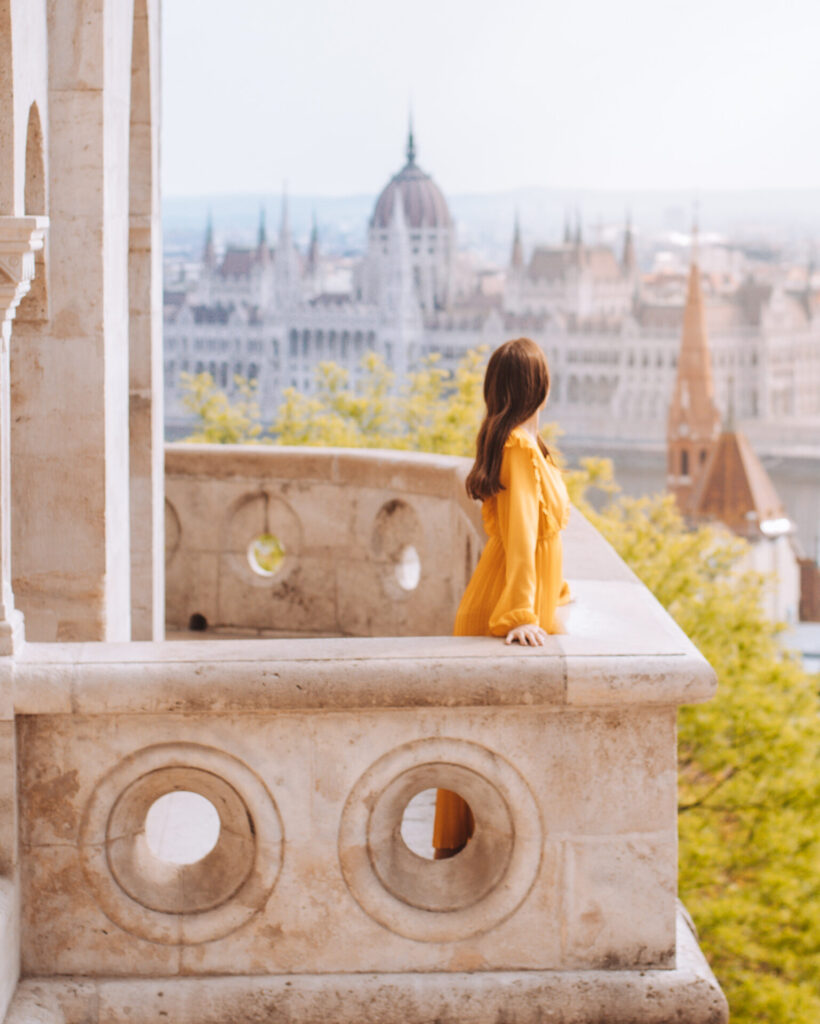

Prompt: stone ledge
[
  {"left": 13, "top": 643, "right": 714, "bottom": 715},
  {"left": 8, "top": 907, "right": 727, "bottom": 1024}
]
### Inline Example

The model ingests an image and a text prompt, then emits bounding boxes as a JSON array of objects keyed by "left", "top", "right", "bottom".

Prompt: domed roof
[{"left": 370, "top": 127, "right": 452, "bottom": 231}]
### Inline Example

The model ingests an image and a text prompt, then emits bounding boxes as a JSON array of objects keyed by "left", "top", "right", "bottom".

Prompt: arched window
[
  {"left": 289, "top": 330, "right": 298, "bottom": 358},
  {"left": 248, "top": 363, "right": 259, "bottom": 381},
  {"left": 681, "top": 450, "right": 689, "bottom": 476}
]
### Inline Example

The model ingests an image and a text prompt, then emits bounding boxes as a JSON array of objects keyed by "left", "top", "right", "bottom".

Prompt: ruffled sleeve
[{"left": 488, "top": 437, "right": 541, "bottom": 635}]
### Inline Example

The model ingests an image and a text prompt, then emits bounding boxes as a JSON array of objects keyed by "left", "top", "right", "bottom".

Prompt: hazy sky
[{"left": 162, "top": 0, "right": 819, "bottom": 198}]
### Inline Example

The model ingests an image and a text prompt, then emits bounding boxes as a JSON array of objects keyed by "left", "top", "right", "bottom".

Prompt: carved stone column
[{"left": 0, "top": 217, "right": 48, "bottom": 656}]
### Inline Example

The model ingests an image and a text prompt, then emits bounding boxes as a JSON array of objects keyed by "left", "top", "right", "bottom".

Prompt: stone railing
[
  {"left": 2, "top": 451, "right": 728, "bottom": 1022},
  {"left": 165, "top": 444, "right": 484, "bottom": 637}
]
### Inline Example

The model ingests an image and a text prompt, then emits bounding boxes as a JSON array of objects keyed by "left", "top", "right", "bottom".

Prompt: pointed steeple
[
  {"left": 690, "top": 202, "right": 700, "bottom": 266},
  {"left": 406, "top": 112, "right": 416, "bottom": 166},
  {"left": 307, "top": 210, "right": 320, "bottom": 276},
  {"left": 256, "top": 205, "right": 270, "bottom": 266},
  {"left": 278, "top": 184, "right": 291, "bottom": 247},
  {"left": 510, "top": 210, "right": 524, "bottom": 271},
  {"left": 667, "top": 222, "right": 722, "bottom": 514},
  {"left": 621, "top": 209, "right": 636, "bottom": 277},
  {"left": 202, "top": 211, "right": 216, "bottom": 269}
]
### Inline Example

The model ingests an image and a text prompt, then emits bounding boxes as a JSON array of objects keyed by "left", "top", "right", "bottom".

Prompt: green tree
[{"left": 571, "top": 465, "right": 820, "bottom": 1023}]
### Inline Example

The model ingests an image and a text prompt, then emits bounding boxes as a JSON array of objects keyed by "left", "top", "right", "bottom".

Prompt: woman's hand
[{"left": 505, "top": 624, "right": 550, "bottom": 647}]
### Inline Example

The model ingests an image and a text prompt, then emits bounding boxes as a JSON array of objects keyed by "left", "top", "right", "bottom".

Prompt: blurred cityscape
[{"left": 163, "top": 127, "right": 820, "bottom": 652}]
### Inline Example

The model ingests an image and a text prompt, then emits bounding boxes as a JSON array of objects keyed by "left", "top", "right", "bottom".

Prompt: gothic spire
[
  {"left": 690, "top": 200, "right": 700, "bottom": 266},
  {"left": 667, "top": 219, "right": 722, "bottom": 514},
  {"left": 203, "top": 210, "right": 215, "bottom": 268},
  {"left": 279, "top": 184, "right": 291, "bottom": 245},
  {"left": 307, "top": 209, "right": 320, "bottom": 275},
  {"left": 510, "top": 210, "right": 524, "bottom": 270},
  {"left": 257, "top": 205, "right": 267, "bottom": 248},
  {"left": 622, "top": 209, "right": 636, "bottom": 276}
]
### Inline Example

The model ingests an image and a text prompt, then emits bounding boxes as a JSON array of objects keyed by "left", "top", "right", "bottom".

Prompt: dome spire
[{"left": 406, "top": 113, "right": 416, "bottom": 166}]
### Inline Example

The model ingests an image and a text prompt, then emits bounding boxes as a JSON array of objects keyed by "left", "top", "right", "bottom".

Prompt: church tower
[{"left": 667, "top": 225, "right": 722, "bottom": 514}]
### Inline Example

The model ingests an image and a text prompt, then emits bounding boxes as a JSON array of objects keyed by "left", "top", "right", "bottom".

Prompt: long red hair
[{"left": 465, "top": 337, "right": 550, "bottom": 501}]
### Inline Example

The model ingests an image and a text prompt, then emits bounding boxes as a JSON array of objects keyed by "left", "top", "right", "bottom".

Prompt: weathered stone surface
[
  {"left": 9, "top": 908, "right": 727, "bottom": 1023},
  {"left": 165, "top": 445, "right": 484, "bottom": 638},
  {"left": 16, "top": 704, "right": 678, "bottom": 976}
]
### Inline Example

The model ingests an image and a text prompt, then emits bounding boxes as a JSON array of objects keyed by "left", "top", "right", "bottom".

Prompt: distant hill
[{"left": 164, "top": 187, "right": 820, "bottom": 265}]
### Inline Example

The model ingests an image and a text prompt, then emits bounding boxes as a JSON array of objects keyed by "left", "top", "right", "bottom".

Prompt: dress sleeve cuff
[{"left": 488, "top": 608, "right": 538, "bottom": 636}]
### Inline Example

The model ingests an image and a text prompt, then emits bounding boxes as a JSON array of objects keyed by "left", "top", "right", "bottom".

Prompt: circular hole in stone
[
  {"left": 400, "top": 787, "right": 474, "bottom": 861},
  {"left": 394, "top": 544, "right": 421, "bottom": 591},
  {"left": 145, "top": 791, "right": 221, "bottom": 865},
  {"left": 247, "top": 532, "right": 286, "bottom": 577}
]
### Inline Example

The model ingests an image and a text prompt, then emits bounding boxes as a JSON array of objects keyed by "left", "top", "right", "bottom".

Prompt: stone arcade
[{"left": 1, "top": 4, "right": 727, "bottom": 1022}]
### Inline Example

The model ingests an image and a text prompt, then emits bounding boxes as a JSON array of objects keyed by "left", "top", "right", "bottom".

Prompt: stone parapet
[{"left": 4, "top": 443, "right": 725, "bottom": 1021}]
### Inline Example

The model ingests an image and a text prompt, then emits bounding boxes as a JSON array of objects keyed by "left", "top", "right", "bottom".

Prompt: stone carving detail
[
  {"left": 338, "top": 737, "right": 542, "bottom": 942},
  {"left": 79, "top": 742, "right": 283, "bottom": 944}
]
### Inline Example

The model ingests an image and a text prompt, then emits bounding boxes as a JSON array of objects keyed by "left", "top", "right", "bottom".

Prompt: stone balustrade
[
  {"left": 165, "top": 443, "right": 485, "bottom": 637},
  {"left": 2, "top": 448, "right": 728, "bottom": 1021}
]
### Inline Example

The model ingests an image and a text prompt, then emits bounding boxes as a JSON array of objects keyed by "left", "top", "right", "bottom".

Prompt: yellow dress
[{"left": 432, "top": 427, "right": 571, "bottom": 854}]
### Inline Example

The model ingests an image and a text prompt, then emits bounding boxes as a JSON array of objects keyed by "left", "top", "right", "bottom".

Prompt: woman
[{"left": 432, "top": 337, "right": 571, "bottom": 859}]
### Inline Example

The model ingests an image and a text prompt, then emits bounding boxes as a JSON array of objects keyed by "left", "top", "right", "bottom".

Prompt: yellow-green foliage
[
  {"left": 572, "top": 464, "right": 820, "bottom": 1024},
  {"left": 180, "top": 372, "right": 265, "bottom": 444},
  {"left": 182, "top": 353, "right": 819, "bottom": 1022},
  {"left": 180, "top": 350, "right": 485, "bottom": 454}
]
